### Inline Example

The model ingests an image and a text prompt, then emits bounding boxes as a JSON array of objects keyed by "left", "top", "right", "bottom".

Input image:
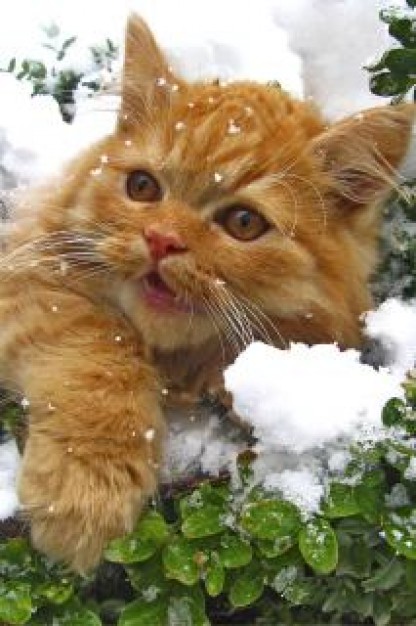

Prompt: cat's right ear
[{"left": 118, "top": 15, "right": 180, "bottom": 131}]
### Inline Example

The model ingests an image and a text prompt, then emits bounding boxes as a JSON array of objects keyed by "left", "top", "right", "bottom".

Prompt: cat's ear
[
  {"left": 118, "top": 15, "right": 181, "bottom": 131},
  {"left": 311, "top": 104, "right": 415, "bottom": 209}
]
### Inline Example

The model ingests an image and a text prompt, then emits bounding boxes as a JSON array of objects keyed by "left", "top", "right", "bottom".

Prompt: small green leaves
[
  {"left": 229, "top": 563, "right": 265, "bottom": 608},
  {"left": 367, "top": 3, "right": 416, "bottom": 100},
  {"left": 323, "top": 482, "right": 360, "bottom": 518},
  {"left": 119, "top": 598, "right": 168, "bottom": 626},
  {"left": 163, "top": 538, "right": 199, "bottom": 586},
  {"left": 299, "top": 518, "right": 338, "bottom": 575},
  {"left": 382, "top": 398, "right": 407, "bottom": 427},
  {"left": 204, "top": 558, "right": 225, "bottom": 597},
  {"left": 241, "top": 499, "right": 301, "bottom": 541},
  {"left": 0, "top": 582, "right": 32, "bottom": 625},
  {"left": 104, "top": 535, "right": 158, "bottom": 564},
  {"left": 182, "top": 505, "right": 225, "bottom": 539},
  {"left": 383, "top": 508, "right": 416, "bottom": 559},
  {"left": 105, "top": 511, "right": 169, "bottom": 564},
  {"left": 362, "top": 558, "right": 405, "bottom": 592},
  {"left": 217, "top": 532, "right": 253, "bottom": 569}
]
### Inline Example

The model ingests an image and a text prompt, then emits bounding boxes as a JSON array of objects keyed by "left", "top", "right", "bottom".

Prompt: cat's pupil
[{"left": 238, "top": 211, "right": 252, "bottom": 228}]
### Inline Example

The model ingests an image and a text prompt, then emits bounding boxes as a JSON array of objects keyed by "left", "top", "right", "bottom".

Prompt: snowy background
[{"left": 1, "top": 0, "right": 416, "bottom": 522}]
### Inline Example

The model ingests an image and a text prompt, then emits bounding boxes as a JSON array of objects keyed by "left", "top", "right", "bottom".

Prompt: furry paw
[{"left": 18, "top": 441, "right": 158, "bottom": 572}]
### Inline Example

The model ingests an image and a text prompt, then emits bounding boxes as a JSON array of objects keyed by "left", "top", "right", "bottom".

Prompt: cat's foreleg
[{"left": 16, "top": 312, "right": 164, "bottom": 573}]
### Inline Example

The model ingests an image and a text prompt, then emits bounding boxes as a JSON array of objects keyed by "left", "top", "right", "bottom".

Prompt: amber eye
[
  {"left": 126, "top": 170, "right": 162, "bottom": 202},
  {"left": 217, "top": 206, "right": 269, "bottom": 241}
]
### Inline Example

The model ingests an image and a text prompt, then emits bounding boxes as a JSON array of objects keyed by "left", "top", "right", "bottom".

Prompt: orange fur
[{"left": 0, "top": 15, "right": 414, "bottom": 571}]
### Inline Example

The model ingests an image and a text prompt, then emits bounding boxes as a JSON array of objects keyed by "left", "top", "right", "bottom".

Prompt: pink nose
[{"left": 144, "top": 226, "right": 187, "bottom": 261}]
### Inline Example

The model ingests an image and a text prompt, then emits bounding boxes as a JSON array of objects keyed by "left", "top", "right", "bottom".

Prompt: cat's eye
[
  {"left": 126, "top": 170, "right": 162, "bottom": 202},
  {"left": 217, "top": 205, "right": 270, "bottom": 241}
]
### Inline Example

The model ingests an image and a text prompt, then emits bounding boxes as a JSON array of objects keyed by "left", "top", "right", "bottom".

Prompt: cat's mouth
[{"left": 140, "top": 271, "right": 194, "bottom": 313}]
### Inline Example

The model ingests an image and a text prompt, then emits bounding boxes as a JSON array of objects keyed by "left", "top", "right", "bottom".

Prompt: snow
[
  {"left": 224, "top": 342, "right": 403, "bottom": 454},
  {"left": 0, "top": 73, "right": 116, "bottom": 185},
  {"left": 0, "top": 0, "right": 414, "bottom": 187},
  {"left": 0, "top": 439, "right": 20, "bottom": 520},
  {"left": 365, "top": 298, "right": 416, "bottom": 376}
]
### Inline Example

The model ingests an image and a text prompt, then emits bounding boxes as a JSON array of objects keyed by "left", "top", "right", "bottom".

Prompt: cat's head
[{"left": 36, "top": 16, "right": 415, "bottom": 353}]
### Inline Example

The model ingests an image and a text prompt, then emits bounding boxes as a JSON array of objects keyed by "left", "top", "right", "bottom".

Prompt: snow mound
[{"left": 224, "top": 342, "right": 403, "bottom": 454}]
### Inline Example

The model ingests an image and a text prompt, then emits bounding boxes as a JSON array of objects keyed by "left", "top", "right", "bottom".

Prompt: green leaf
[
  {"left": 205, "top": 559, "right": 225, "bottom": 597},
  {"left": 406, "top": 559, "right": 416, "bottom": 588},
  {"left": 323, "top": 482, "right": 360, "bottom": 518},
  {"left": 229, "top": 563, "right": 265, "bottom": 608},
  {"left": 370, "top": 70, "right": 413, "bottom": 97},
  {"left": 362, "top": 557, "right": 404, "bottom": 592},
  {"left": 0, "top": 582, "right": 32, "bottom": 625},
  {"left": 118, "top": 598, "right": 168, "bottom": 626},
  {"left": 373, "top": 594, "right": 392, "bottom": 626},
  {"left": 389, "top": 17, "right": 416, "bottom": 47},
  {"left": 104, "top": 534, "right": 157, "bottom": 564},
  {"left": 105, "top": 511, "right": 168, "bottom": 564},
  {"left": 336, "top": 536, "right": 371, "bottom": 578},
  {"left": 182, "top": 505, "right": 225, "bottom": 539},
  {"left": 217, "top": 532, "right": 252, "bottom": 569},
  {"left": 383, "top": 507, "right": 416, "bottom": 559},
  {"left": 163, "top": 538, "right": 199, "bottom": 585},
  {"left": 240, "top": 499, "right": 301, "bottom": 541},
  {"left": 126, "top": 554, "right": 168, "bottom": 596},
  {"left": 384, "top": 48, "right": 416, "bottom": 75},
  {"left": 136, "top": 511, "right": 170, "bottom": 543},
  {"left": 7, "top": 58, "right": 16, "bottom": 73},
  {"left": 298, "top": 518, "right": 338, "bottom": 575},
  {"left": 382, "top": 398, "right": 408, "bottom": 427},
  {"left": 0, "top": 538, "right": 34, "bottom": 575},
  {"left": 51, "top": 607, "right": 102, "bottom": 626},
  {"left": 168, "top": 584, "right": 209, "bottom": 626},
  {"left": 35, "top": 581, "right": 73, "bottom": 604},
  {"left": 355, "top": 470, "right": 386, "bottom": 522},
  {"left": 180, "top": 485, "right": 228, "bottom": 519},
  {"left": 256, "top": 536, "right": 294, "bottom": 558}
]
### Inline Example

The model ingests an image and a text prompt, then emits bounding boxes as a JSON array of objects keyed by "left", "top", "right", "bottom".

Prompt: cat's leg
[{"left": 16, "top": 306, "right": 164, "bottom": 573}]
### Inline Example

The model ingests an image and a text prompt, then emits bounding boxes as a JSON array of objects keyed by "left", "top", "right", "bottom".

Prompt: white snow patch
[
  {"left": 365, "top": 298, "right": 416, "bottom": 376},
  {"left": 264, "top": 469, "right": 324, "bottom": 515},
  {"left": 0, "top": 439, "right": 20, "bottom": 520},
  {"left": 224, "top": 342, "right": 403, "bottom": 454}
]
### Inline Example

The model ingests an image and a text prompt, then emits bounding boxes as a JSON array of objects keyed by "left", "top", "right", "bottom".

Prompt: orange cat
[{"left": 0, "top": 15, "right": 413, "bottom": 572}]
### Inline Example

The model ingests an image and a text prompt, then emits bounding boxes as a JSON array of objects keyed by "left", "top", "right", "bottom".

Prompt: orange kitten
[{"left": 0, "top": 16, "right": 413, "bottom": 572}]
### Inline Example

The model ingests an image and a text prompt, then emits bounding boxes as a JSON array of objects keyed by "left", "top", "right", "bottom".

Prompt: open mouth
[{"left": 141, "top": 271, "right": 192, "bottom": 313}]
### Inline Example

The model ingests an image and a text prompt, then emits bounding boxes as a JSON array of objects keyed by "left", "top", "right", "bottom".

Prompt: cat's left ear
[
  {"left": 118, "top": 15, "right": 182, "bottom": 131},
  {"left": 310, "top": 104, "right": 415, "bottom": 209}
]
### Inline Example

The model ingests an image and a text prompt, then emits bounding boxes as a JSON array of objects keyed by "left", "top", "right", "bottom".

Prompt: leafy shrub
[
  {"left": 2, "top": 379, "right": 416, "bottom": 625},
  {"left": 0, "top": 24, "right": 118, "bottom": 121},
  {"left": 367, "top": 0, "right": 416, "bottom": 102}
]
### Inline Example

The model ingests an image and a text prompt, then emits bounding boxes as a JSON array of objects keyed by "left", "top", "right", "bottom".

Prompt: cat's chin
[{"left": 116, "top": 275, "right": 213, "bottom": 351}]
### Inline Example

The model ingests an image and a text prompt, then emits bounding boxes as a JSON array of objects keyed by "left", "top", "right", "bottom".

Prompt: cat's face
[{"left": 39, "top": 16, "right": 414, "bottom": 354}]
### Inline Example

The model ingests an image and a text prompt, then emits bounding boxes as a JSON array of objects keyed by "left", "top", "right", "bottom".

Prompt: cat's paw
[{"left": 18, "top": 447, "right": 158, "bottom": 572}]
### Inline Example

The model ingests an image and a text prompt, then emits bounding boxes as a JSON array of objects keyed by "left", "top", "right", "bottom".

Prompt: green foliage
[
  {"left": 374, "top": 183, "right": 416, "bottom": 302},
  {"left": 4, "top": 382, "right": 416, "bottom": 625},
  {"left": 0, "top": 24, "right": 118, "bottom": 121},
  {"left": 366, "top": 1, "right": 416, "bottom": 101}
]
